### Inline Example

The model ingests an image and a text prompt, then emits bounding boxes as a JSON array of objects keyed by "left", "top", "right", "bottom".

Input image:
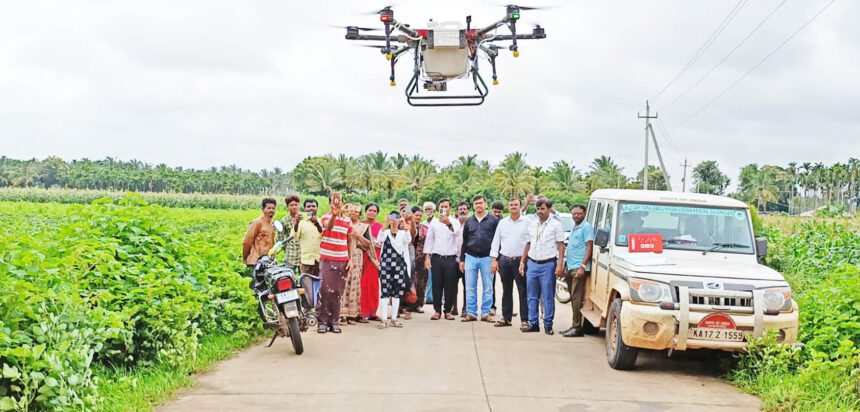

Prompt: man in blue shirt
[{"left": 562, "top": 204, "right": 594, "bottom": 338}]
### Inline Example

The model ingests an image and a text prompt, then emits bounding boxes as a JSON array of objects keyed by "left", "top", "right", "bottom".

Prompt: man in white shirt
[
  {"left": 519, "top": 198, "right": 566, "bottom": 335},
  {"left": 490, "top": 197, "right": 532, "bottom": 328},
  {"left": 423, "top": 198, "right": 462, "bottom": 320},
  {"left": 422, "top": 201, "right": 437, "bottom": 305}
]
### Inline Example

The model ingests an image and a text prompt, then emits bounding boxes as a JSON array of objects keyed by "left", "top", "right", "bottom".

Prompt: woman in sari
[
  {"left": 340, "top": 203, "right": 369, "bottom": 324},
  {"left": 358, "top": 203, "right": 383, "bottom": 323}
]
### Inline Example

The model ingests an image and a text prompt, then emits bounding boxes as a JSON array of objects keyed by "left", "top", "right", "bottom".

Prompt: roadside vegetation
[
  {"left": 3, "top": 154, "right": 857, "bottom": 215},
  {"left": 0, "top": 197, "right": 262, "bottom": 411},
  {"left": 731, "top": 216, "right": 860, "bottom": 411}
]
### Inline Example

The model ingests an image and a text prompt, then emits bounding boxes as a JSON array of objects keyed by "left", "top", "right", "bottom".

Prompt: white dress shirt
[
  {"left": 490, "top": 214, "right": 532, "bottom": 258},
  {"left": 526, "top": 216, "right": 565, "bottom": 261},
  {"left": 423, "top": 217, "right": 462, "bottom": 256}
]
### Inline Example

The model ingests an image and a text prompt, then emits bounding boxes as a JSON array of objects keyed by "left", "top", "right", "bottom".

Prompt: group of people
[{"left": 242, "top": 191, "right": 595, "bottom": 337}]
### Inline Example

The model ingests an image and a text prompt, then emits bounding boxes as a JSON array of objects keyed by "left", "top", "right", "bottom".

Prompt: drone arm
[
  {"left": 349, "top": 34, "right": 409, "bottom": 42},
  {"left": 477, "top": 20, "right": 507, "bottom": 37},
  {"left": 390, "top": 18, "right": 420, "bottom": 39},
  {"left": 487, "top": 33, "right": 546, "bottom": 41}
]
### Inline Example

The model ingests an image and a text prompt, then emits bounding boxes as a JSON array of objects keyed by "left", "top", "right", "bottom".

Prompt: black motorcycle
[{"left": 250, "top": 223, "right": 317, "bottom": 354}]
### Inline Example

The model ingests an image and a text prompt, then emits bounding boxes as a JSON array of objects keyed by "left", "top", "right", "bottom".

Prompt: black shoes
[
  {"left": 545, "top": 328, "right": 554, "bottom": 336},
  {"left": 521, "top": 324, "right": 540, "bottom": 333},
  {"left": 563, "top": 328, "right": 584, "bottom": 338},
  {"left": 330, "top": 324, "right": 342, "bottom": 334}
]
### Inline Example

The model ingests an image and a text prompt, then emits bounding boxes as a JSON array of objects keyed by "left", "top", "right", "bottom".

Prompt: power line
[
  {"left": 660, "top": 0, "right": 788, "bottom": 112},
  {"left": 670, "top": 0, "right": 836, "bottom": 132},
  {"left": 656, "top": 118, "right": 683, "bottom": 158},
  {"left": 651, "top": 0, "right": 748, "bottom": 102}
]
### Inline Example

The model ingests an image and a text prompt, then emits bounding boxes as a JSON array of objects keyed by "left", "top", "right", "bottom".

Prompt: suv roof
[{"left": 589, "top": 189, "right": 748, "bottom": 208}]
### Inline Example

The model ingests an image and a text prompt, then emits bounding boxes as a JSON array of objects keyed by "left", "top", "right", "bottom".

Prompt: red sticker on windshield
[
  {"left": 628, "top": 234, "right": 663, "bottom": 253},
  {"left": 698, "top": 313, "right": 736, "bottom": 329}
]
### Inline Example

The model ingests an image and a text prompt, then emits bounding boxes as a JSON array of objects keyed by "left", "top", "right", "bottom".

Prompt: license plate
[
  {"left": 687, "top": 327, "right": 745, "bottom": 342},
  {"left": 275, "top": 289, "right": 299, "bottom": 303}
]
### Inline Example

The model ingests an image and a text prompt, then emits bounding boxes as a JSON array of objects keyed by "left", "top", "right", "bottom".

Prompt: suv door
[
  {"left": 589, "top": 201, "right": 609, "bottom": 312},
  {"left": 595, "top": 202, "right": 615, "bottom": 313}
]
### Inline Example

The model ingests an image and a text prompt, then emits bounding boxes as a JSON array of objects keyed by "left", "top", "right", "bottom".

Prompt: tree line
[{"left": 1, "top": 154, "right": 857, "bottom": 213}]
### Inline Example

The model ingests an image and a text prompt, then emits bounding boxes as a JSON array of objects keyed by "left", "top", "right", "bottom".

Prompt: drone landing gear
[{"left": 405, "top": 71, "right": 489, "bottom": 107}]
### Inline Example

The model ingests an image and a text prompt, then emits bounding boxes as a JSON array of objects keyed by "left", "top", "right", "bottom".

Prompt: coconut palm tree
[
  {"left": 748, "top": 168, "right": 779, "bottom": 211},
  {"left": 304, "top": 163, "right": 343, "bottom": 194},
  {"left": 547, "top": 160, "right": 584, "bottom": 192},
  {"left": 587, "top": 156, "right": 626, "bottom": 191},
  {"left": 401, "top": 159, "right": 437, "bottom": 202},
  {"left": 494, "top": 152, "right": 535, "bottom": 199}
]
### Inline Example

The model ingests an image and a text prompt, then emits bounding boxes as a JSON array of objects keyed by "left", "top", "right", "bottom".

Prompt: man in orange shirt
[{"left": 242, "top": 198, "right": 277, "bottom": 276}]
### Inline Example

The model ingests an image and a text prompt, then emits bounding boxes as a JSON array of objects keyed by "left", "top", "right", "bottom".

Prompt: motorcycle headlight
[
  {"left": 763, "top": 287, "right": 792, "bottom": 311},
  {"left": 630, "top": 278, "right": 672, "bottom": 303}
]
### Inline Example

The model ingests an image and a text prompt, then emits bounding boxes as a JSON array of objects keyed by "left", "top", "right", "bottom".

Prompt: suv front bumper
[{"left": 619, "top": 287, "right": 799, "bottom": 351}]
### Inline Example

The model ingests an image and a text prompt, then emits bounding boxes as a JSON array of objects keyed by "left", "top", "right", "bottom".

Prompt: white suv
[{"left": 580, "top": 189, "right": 799, "bottom": 370}]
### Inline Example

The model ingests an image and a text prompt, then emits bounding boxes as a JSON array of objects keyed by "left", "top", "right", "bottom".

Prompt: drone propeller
[
  {"left": 503, "top": 4, "right": 558, "bottom": 11},
  {"left": 360, "top": 5, "right": 395, "bottom": 15},
  {"left": 329, "top": 25, "right": 380, "bottom": 32}
]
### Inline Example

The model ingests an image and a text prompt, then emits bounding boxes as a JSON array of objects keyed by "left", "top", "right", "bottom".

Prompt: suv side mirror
[
  {"left": 755, "top": 237, "right": 768, "bottom": 259},
  {"left": 594, "top": 228, "right": 610, "bottom": 251}
]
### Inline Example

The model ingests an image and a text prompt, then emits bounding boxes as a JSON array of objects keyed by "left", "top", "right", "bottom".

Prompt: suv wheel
[{"left": 606, "top": 298, "right": 639, "bottom": 370}]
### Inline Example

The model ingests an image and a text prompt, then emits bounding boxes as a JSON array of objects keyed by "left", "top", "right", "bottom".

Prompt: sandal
[
  {"left": 403, "top": 312, "right": 412, "bottom": 320},
  {"left": 377, "top": 320, "right": 389, "bottom": 329},
  {"left": 431, "top": 313, "right": 441, "bottom": 320},
  {"left": 494, "top": 320, "right": 512, "bottom": 327},
  {"left": 391, "top": 320, "right": 404, "bottom": 328},
  {"left": 356, "top": 317, "right": 369, "bottom": 324},
  {"left": 445, "top": 313, "right": 455, "bottom": 320}
]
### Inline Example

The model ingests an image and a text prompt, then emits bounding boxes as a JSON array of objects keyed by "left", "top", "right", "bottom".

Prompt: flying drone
[{"left": 342, "top": 5, "right": 548, "bottom": 107}]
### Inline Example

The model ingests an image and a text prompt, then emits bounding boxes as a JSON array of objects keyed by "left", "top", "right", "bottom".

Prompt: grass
[{"left": 94, "top": 333, "right": 263, "bottom": 411}]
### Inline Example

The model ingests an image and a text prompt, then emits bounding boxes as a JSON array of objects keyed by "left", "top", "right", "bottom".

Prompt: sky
[{"left": 1, "top": 0, "right": 858, "bottom": 191}]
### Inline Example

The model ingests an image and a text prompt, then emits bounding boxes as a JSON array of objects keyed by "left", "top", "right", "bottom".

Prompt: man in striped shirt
[{"left": 316, "top": 191, "right": 353, "bottom": 334}]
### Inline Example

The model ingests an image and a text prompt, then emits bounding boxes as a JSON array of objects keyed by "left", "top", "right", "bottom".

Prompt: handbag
[{"left": 404, "top": 290, "right": 418, "bottom": 305}]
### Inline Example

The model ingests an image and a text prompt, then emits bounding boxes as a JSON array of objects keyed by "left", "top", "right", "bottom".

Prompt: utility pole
[
  {"left": 638, "top": 101, "right": 658, "bottom": 190},
  {"left": 680, "top": 157, "right": 690, "bottom": 192}
]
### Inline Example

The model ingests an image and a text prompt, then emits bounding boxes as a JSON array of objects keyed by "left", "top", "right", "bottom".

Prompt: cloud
[{"left": 0, "top": 0, "right": 856, "bottom": 191}]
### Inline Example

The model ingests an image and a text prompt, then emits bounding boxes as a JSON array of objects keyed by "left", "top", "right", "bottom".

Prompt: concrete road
[{"left": 161, "top": 288, "right": 760, "bottom": 412}]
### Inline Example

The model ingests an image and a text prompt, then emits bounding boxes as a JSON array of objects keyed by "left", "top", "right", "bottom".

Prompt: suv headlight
[
  {"left": 630, "top": 278, "right": 672, "bottom": 303},
  {"left": 762, "top": 287, "right": 792, "bottom": 311}
]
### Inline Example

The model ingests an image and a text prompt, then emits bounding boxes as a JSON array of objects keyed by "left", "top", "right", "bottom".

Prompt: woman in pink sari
[{"left": 358, "top": 203, "right": 383, "bottom": 323}]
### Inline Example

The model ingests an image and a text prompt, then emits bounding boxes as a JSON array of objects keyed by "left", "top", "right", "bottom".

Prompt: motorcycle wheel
[
  {"left": 287, "top": 317, "right": 304, "bottom": 355},
  {"left": 275, "top": 301, "right": 288, "bottom": 337},
  {"left": 555, "top": 278, "right": 572, "bottom": 304}
]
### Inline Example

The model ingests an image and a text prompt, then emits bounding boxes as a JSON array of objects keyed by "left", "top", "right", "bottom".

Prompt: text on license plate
[
  {"left": 275, "top": 290, "right": 299, "bottom": 303},
  {"left": 687, "top": 328, "right": 745, "bottom": 342}
]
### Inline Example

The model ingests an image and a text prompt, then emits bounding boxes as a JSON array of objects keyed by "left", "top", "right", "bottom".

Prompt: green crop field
[
  {"left": 1, "top": 194, "right": 858, "bottom": 411},
  {"left": 0, "top": 196, "right": 264, "bottom": 411}
]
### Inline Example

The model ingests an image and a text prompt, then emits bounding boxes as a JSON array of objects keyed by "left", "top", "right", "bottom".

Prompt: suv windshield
[{"left": 615, "top": 202, "right": 754, "bottom": 254}]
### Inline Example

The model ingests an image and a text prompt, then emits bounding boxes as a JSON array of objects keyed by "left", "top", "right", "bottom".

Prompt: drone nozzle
[
  {"left": 390, "top": 80, "right": 396, "bottom": 86},
  {"left": 386, "top": 53, "right": 392, "bottom": 61},
  {"left": 493, "top": 78, "right": 499, "bottom": 86},
  {"left": 513, "top": 50, "right": 520, "bottom": 58}
]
